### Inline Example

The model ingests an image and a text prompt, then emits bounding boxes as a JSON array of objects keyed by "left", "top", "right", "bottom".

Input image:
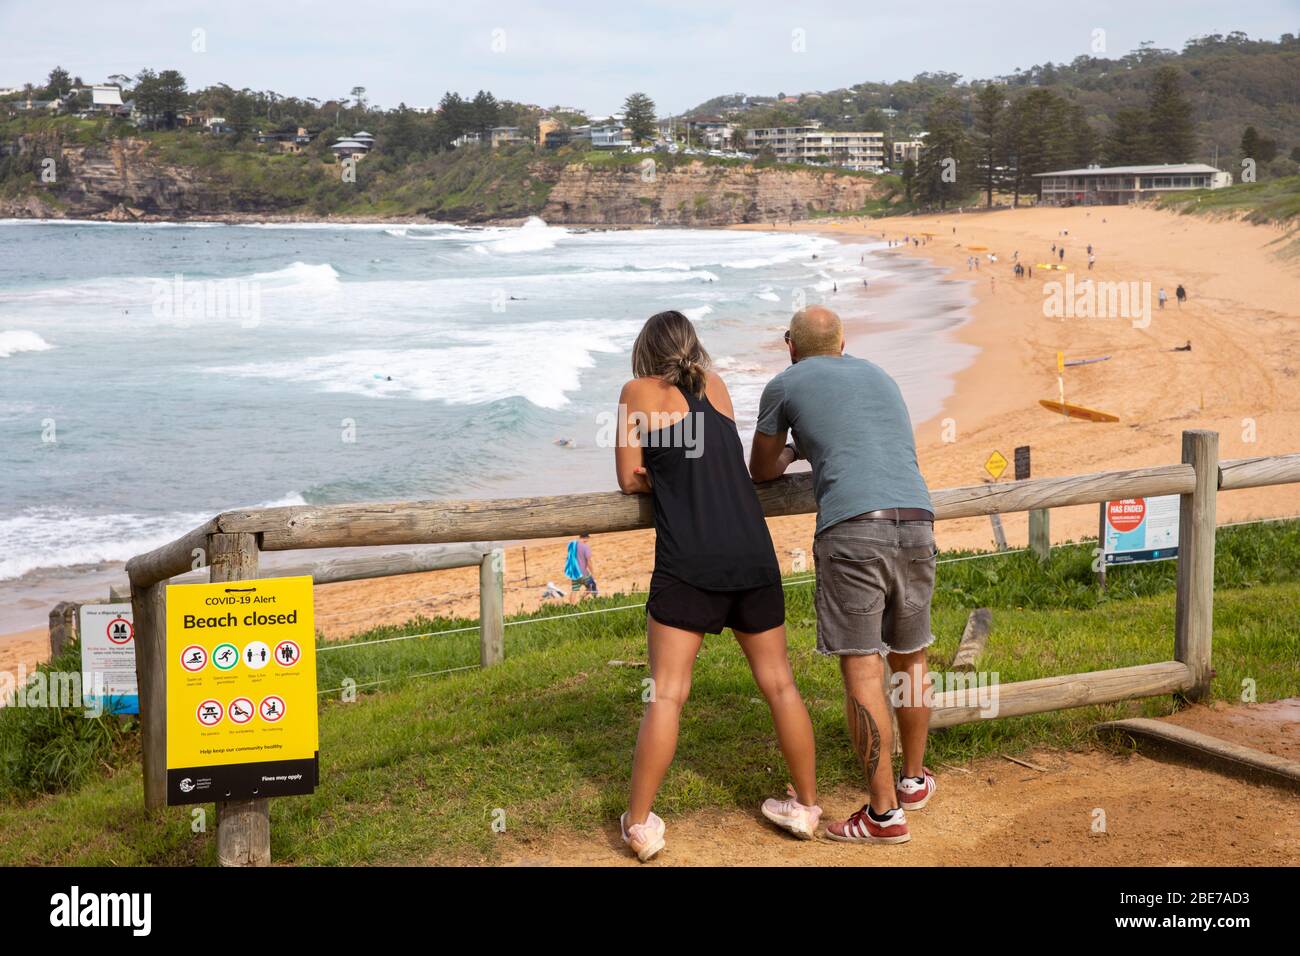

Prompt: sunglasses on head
[{"left": 783, "top": 330, "right": 791, "bottom": 343}]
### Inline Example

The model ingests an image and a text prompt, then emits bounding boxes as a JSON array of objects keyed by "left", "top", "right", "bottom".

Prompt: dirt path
[{"left": 497, "top": 745, "right": 1300, "bottom": 866}]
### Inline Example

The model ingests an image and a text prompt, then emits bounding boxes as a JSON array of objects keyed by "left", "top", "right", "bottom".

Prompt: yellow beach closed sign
[{"left": 165, "top": 575, "right": 319, "bottom": 806}]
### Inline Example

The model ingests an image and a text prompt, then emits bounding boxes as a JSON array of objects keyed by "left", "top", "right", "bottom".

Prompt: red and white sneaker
[
  {"left": 896, "top": 769, "right": 936, "bottom": 811},
  {"left": 824, "top": 804, "right": 910, "bottom": 844}
]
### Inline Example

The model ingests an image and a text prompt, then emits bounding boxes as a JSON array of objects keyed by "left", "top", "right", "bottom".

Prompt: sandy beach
[{"left": 5, "top": 203, "right": 1299, "bottom": 670}]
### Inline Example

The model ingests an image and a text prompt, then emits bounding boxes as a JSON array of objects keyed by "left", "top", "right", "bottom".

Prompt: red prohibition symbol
[
  {"left": 228, "top": 697, "right": 255, "bottom": 725},
  {"left": 259, "top": 695, "right": 286, "bottom": 722}
]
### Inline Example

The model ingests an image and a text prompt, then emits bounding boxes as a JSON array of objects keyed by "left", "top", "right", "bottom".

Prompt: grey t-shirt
[{"left": 756, "top": 354, "right": 932, "bottom": 534}]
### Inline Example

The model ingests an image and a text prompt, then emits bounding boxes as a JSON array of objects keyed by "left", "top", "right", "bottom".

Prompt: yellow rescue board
[{"left": 1038, "top": 399, "right": 1119, "bottom": 422}]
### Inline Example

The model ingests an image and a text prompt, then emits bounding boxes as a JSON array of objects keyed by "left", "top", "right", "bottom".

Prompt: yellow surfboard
[{"left": 1039, "top": 399, "right": 1119, "bottom": 422}]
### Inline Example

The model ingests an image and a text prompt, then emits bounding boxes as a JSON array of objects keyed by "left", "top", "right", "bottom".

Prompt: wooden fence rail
[{"left": 122, "top": 431, "right": 1300, "bottom": 864}]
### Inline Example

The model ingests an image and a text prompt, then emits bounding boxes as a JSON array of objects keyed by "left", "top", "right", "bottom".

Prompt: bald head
[{"left": 788, "top": 306, "right": 844, "bottom": 359}]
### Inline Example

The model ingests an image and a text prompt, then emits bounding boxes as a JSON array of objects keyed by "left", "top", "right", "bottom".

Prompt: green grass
[
  {"left": 1, "top": 520, "right": 1298, "bottom": 865},
  {"left": 1156, "top": 175, "right": 1300, "bottom": 227}
]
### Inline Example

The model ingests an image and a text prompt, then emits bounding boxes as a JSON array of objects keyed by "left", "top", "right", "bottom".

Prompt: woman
[{"left": 615, "top": 310, "right": 820, "bottom": 861}]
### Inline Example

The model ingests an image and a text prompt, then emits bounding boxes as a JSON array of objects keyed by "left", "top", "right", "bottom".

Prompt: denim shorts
[{"left": 813, "top": 517, "right": 937, "bottom": 656}]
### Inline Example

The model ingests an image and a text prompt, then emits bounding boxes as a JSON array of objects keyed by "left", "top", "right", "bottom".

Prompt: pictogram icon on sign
[
  {"left": 212, "top": 642, "right": 239, "bottom": 671},
  {"left": 197, "top": 699, "right": 224, "bottom": 726},
  {"left": 181, "top": 645, "right": 208, "bottom": 672},
  {"left": 228, "top": 697, "right": 254, "bottom": 725},
  {"left": 259, "top": 695, "right": 286, "bottom": 722},
  {"left": 243, "top": 641, "right": 270, "bottom": 670},
  {"left": 107, "top": 617, "right": 134, "bottom": 644},
  {"left": 274, "top": 640, "right": 301, "bottom": 668}
]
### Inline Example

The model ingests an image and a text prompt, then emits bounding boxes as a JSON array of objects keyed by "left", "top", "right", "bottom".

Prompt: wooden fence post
[
  {"left": 479, "top": 548, "right": 505, "bottom": 667},
  {"left": 48, "top": 601, "right": 79, "bottom": 658},
  {"left": 1175, "top": 429, "right": 1219, "bottom": 702},
  {"left": 1028, "top": 509, "right": 1051, "bottom": 561},
  {"left": 131, "top": 580, "right": 168, "bottom": 810},
  {"left": 208, "top": 531, "right": 271, "bottom": 867}
]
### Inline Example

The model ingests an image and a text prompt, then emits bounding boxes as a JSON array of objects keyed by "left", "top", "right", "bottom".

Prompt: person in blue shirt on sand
[{"left": 565, "top": 533, "right": 598, "bottom": 604}]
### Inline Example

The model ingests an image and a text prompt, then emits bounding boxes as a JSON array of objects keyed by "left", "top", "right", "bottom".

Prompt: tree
[
  {"left": 622, "top": 92, "right": 657, "bottom": 143},
  {"left": 1103, "top": 107, "right": 1152, "bottom": 165},
  {"left": 900, "top": 156, "right": 916, "bottom": 202},
  {"left": 1240, "top": 126, "right": 1278, "bottom": 165},
  {"left": 914, "top": 94, "right": 969, "bottom": 210},
  {"left": 44, "top": 66, "right": 72, "bottom": 98},
  {"left": 470, "top": 90, "right": 500, "bottom": 135},
  {"left": 133, "top": 70, "right": 160, "bottom": 128},
  {"left": 227, "top": 91, "right": 255, "bottom": 139},
  {"left": 155, "top": 70, "right": 188, "bottom": 128},
  {"left": 434, "top": 91, "right": 473, "bottom": 147},
  {"left": 1146, "top": 65, "right": 1196, "bottom": 162},
  {"left": 1005, "top": 89, "right": 1071, "bottom": 206},
  {"left": 972, "top": 83, "right": 1007, "bottom": 207},
  {"left": 1066, "top": 104, "right": 1099, "bottom": 167}
]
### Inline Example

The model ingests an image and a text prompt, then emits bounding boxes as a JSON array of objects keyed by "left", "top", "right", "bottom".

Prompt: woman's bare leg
[
  {"left": 626, "top": 614, "right": 704, "bottom": 825},
  {"left": 734, "top": 625, "right": 818, "bottom": 806}
]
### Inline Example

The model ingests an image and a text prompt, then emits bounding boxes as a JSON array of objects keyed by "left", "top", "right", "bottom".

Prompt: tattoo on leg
[{"left": 853, "top": 697, "right": 881, "bottom": 785}]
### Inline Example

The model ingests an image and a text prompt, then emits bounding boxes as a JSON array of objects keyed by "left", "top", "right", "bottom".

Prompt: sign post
[
  {"left": 983, "top": 451, "right": 1009, "bottom": 551},
  {"left": 166, "top": 531, "right": 318, "bottom": 866}
]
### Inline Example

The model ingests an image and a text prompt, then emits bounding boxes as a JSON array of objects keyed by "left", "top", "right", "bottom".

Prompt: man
[
  {"left": 750, "top": 306, "right": 937, "bottom": 846},
  {"left": 565, "top": 533, "right": 598, "bottom": 604}
]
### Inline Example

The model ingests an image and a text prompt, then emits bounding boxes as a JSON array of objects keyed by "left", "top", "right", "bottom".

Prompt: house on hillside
[
  {"left": 14, "top": 97, "right": 56, "bottom": 112},
  {"left": 590, "top": 123, "right": 630, "bottom": 148},
  {"left": 892, "top": 134, "right": 927, "bottom": 165},
  {"left": 330, "top": 132, "right": 374, "bottom": 160},
  {"left": 257, "top": 127, "right": 319, "bottom": 153},
  {"left": 89, "top": 85, "right": 124, "bottom": 112},
  {"left": 685, "top": 115, "right": 734, "bottom": 149},
  {"left": 489, "top": 126, "right": 527, "bottom": 147}
]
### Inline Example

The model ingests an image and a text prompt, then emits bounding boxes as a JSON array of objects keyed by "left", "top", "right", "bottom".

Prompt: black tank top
[{"left": 642, "top": 384, "right": 781, "bottom": 591}]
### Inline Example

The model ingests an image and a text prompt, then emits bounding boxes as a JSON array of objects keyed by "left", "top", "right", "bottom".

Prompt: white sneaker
[
  {"left": 761, "top": 785, "right": 823, "bottom": 840},
  {"left": 620, "top": 811, "right": 666, "bottom": 862}
]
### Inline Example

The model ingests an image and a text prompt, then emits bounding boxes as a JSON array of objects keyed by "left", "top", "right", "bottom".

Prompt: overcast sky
[{"left": 1, "top": 0, "right": 1294, "bottom": 115}]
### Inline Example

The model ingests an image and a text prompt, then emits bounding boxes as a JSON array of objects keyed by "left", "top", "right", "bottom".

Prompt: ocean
[{"left": 0, "top": 217, "right": 973, "bottom": 631}]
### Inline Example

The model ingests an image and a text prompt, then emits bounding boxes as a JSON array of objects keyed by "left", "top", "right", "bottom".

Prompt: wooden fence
[{"left": 123, "top": 429, "right": 1300, "bottom": 864}]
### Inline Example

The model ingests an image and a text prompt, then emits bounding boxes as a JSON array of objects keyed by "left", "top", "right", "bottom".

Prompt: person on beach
[
  {"left": 564, "top": 533, "right": 598, "bottom": 603},
  {"left": 615, "top": 309, "right": 820, "bottom": 862},
  {"left": 1176, "top": 284, "right": 1187, "bottom": 307},
  {"left": 750, "top": 306, "right": 937, "bottom": 846},
  {"left": 1158, "top": 287, "right": 1168, "bottom": 309}
]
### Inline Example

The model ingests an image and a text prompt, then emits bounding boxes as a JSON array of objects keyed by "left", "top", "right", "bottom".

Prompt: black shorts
[{"left": 646, "top": 570, "right": 785, "bottom": 635}]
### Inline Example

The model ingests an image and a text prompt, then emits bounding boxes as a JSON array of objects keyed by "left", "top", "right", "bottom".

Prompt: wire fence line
[
  {"left": 314, "top": 513, "right": 1300, "bottom": 657},
  {"left": 317, "top": 664, "right": 479, "bottom": 696}
]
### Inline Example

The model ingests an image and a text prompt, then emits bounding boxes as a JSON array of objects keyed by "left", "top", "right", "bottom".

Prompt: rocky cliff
[
  {"left": 541, "top": 161, "right": 882, "bottom": 226},
  {"left": 0, "top": 133, "right": 230, "bottom": 220},
  {"left": 0, "top": 133, "right": 886, "bottom": 224}
]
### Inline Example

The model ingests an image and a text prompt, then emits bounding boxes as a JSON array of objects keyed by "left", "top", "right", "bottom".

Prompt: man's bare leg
[
  {"left": 887, "top": 648, "right": 931, "bottom": 779},
  {"left": 839, "top": 654, "right": 897, "bottom": 812}
]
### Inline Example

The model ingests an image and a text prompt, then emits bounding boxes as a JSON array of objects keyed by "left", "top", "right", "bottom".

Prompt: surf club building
[{"left": 1034, "top": 163, "right": 1232, "bottom": 206}]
